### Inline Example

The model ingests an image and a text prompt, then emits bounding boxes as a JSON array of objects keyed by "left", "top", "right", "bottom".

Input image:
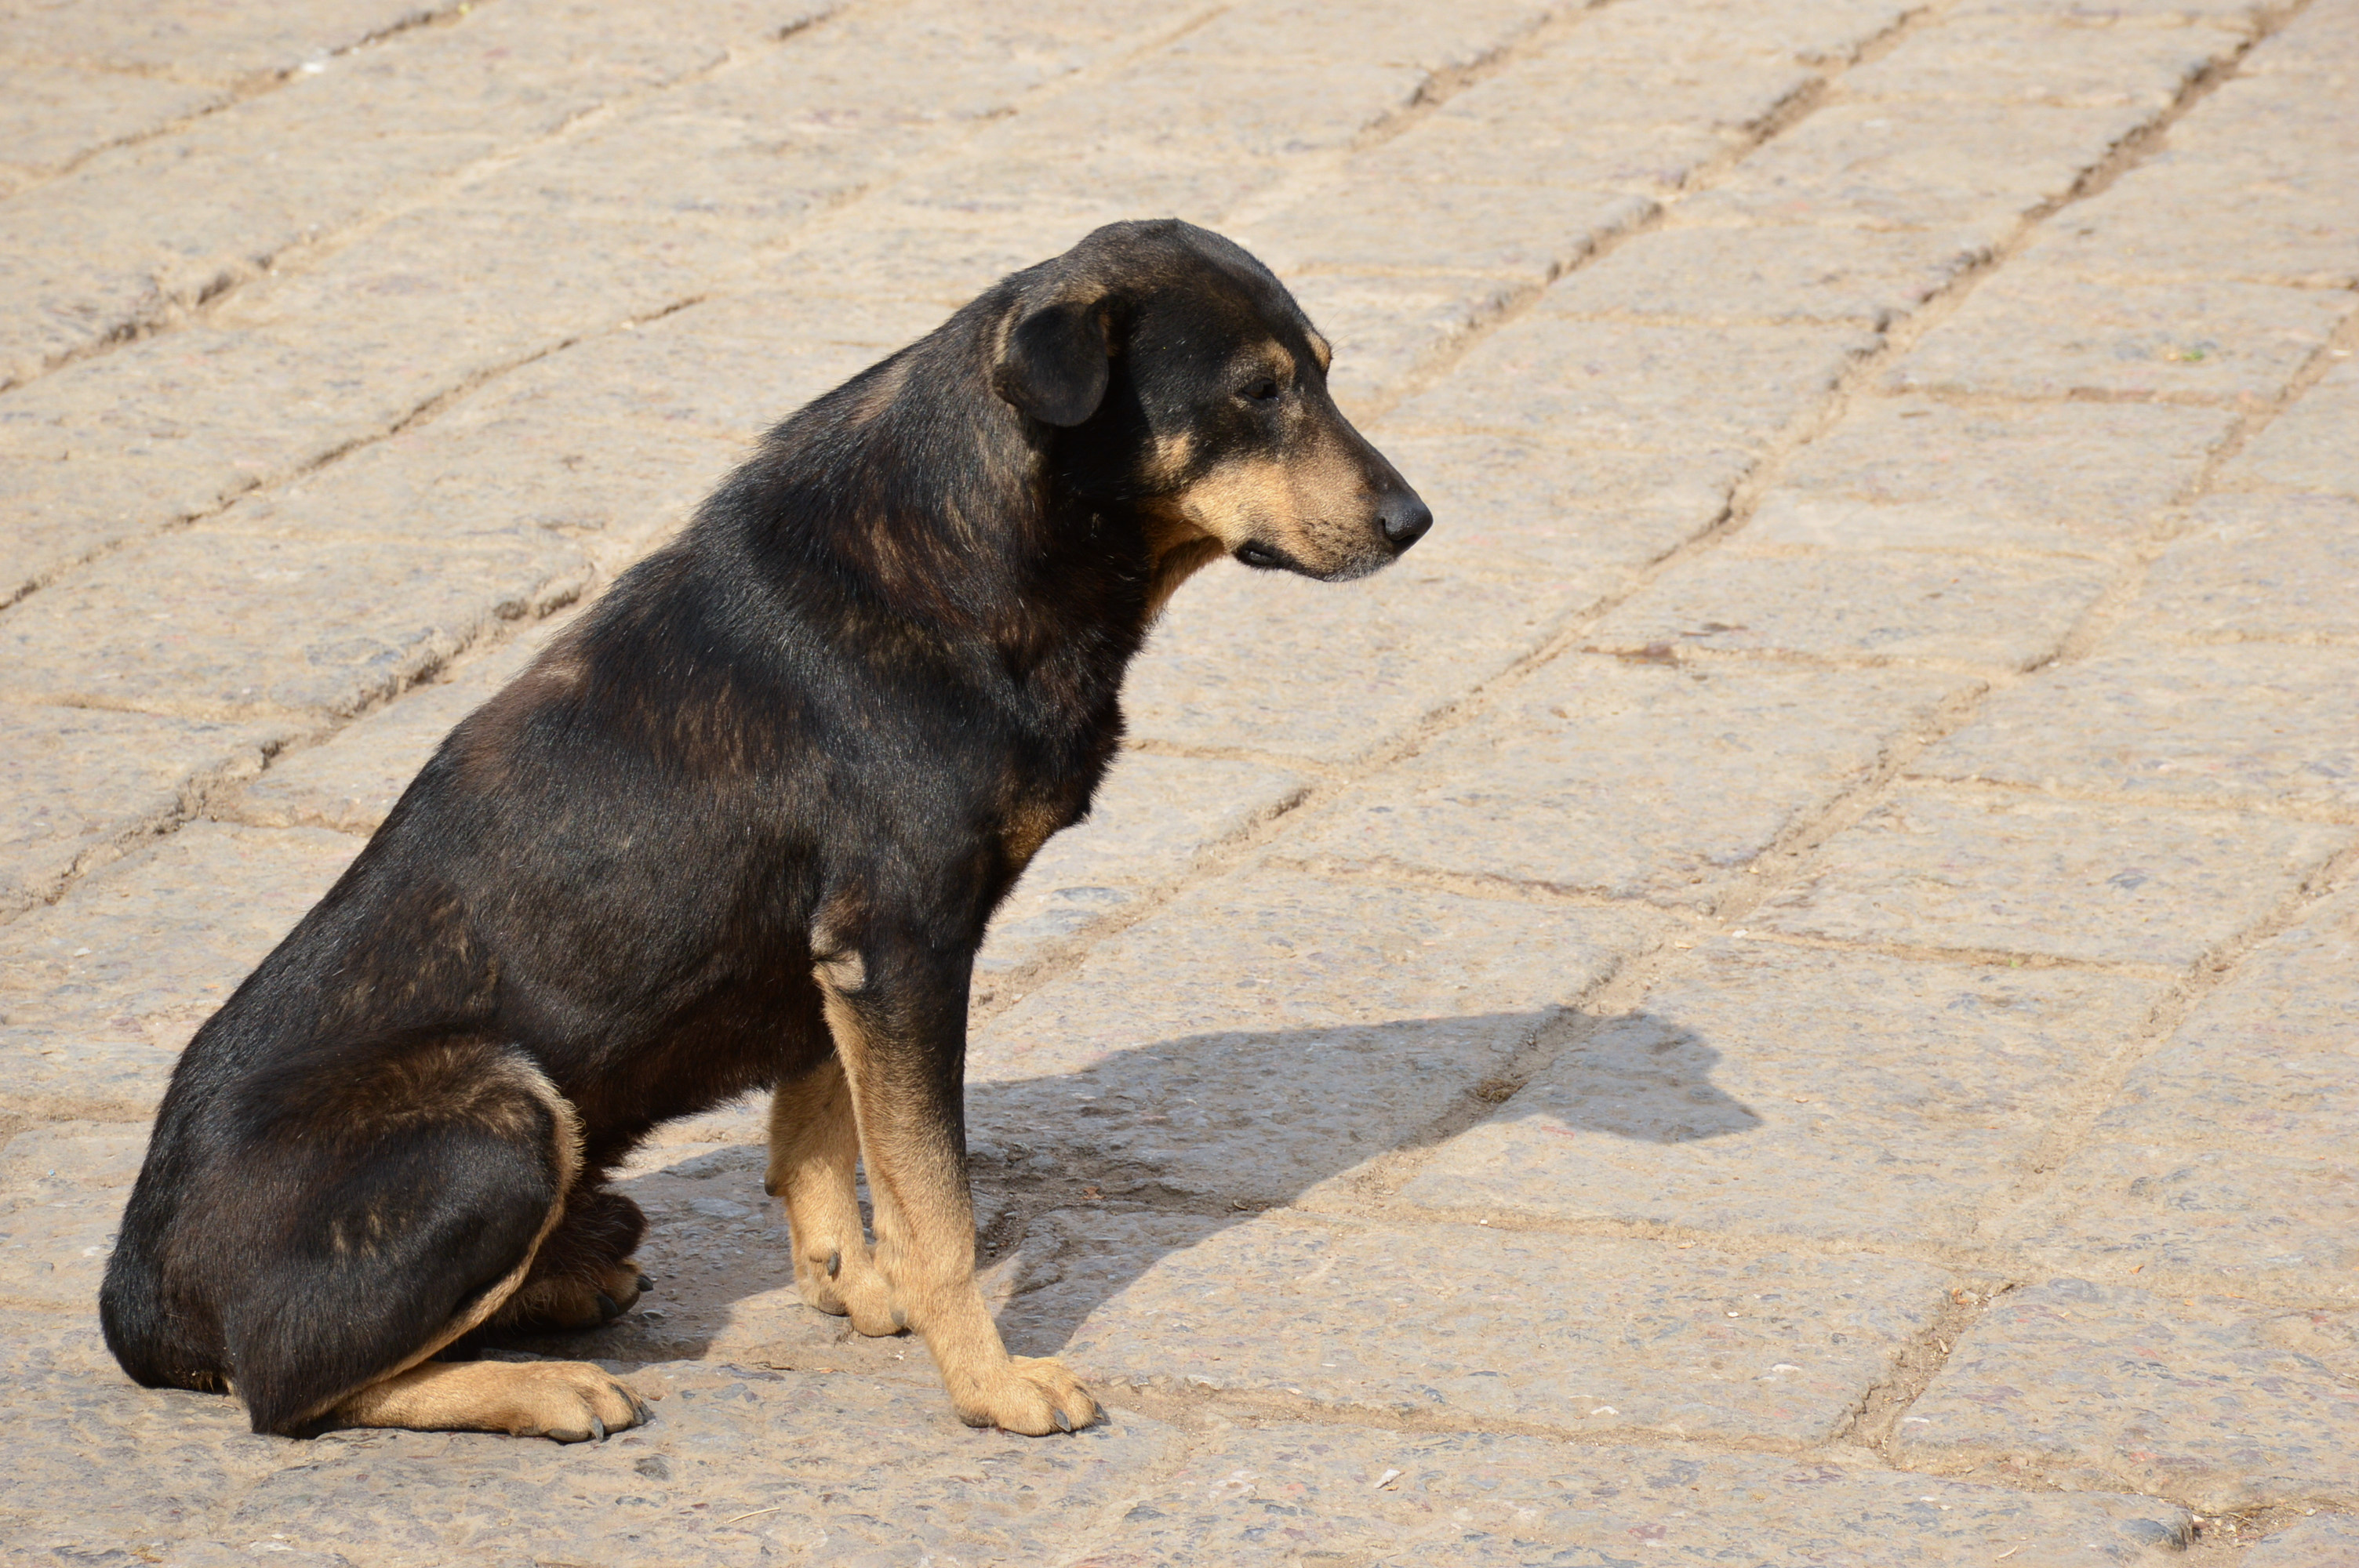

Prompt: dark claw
[
  {"left": 1052, "top": 1409, "right": 1073, "bottom": 1433},
  {"left": 637, "top": 1274, "right": 653, "bottom": 1294},
  {"left": 596, "top": 1291, "right": 622, "bottom": 1323},
  {"left": 591, "top": 1415, "right": 608, "bottom": 1442},
  {"left": 890, "top": 1306, "right": 908, "bottom": 1331},
  {"left": 826, "top": 1249, "right": 842, "bottom": 1279}
]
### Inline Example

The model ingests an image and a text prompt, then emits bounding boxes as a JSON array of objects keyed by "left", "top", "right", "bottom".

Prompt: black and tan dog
[{"left": 100, "top": 219, "right": 1430, "bottom": 1442}]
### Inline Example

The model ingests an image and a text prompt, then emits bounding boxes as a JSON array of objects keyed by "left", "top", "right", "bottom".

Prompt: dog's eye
[{"left": 1241, "top": 377, "right": 1281, "bottom": 403}]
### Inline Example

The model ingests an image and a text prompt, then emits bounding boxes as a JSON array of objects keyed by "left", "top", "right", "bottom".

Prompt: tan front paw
[
  {"left": 797, "top": 1247, "right": 905, "bottom": 1338},
  {"left": 489, "top": 1362, "right": 649, "bottom": 1443},
  {"left": 950, "top": 1356, "right": 1100, "bottom": 1436}
]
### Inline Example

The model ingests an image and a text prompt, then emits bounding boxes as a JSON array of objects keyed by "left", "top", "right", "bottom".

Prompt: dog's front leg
[
  {"left": 815, "top": 936, "right": 1099, "bottom": 1436},
  {"left": 765, "top": 1057, "right": 900, "bottom": 1337}
]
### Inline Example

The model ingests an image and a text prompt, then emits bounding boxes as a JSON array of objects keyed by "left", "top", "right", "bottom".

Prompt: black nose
[{"left": 1379, "top": 492, "right": 1433, "bottom": 550}]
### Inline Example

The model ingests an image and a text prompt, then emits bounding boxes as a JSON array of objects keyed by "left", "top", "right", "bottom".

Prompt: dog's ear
[{"left": 992, "top": 295, "right": 1110, "bottom": 427}]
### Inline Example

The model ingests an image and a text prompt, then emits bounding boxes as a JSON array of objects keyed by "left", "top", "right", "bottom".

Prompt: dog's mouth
[
  {"left": 1232, "top": 541, "right": 1298, "bottom": 572},
  {"left": 1234, "top": 536, "right": 1398, "bottom": 583}
]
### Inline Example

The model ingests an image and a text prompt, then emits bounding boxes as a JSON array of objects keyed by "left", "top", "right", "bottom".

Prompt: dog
[{"left": 100, "top": 219, "right": 1431, "bottom": 1442}]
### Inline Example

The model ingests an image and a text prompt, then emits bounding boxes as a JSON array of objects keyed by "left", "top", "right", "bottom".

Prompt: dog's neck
[{"left": 1136, "top": 506, "right": 1227, "bottom": 625}]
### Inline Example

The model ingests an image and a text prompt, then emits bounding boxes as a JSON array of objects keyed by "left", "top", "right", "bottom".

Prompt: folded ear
[{"left": 991, "top": 295, "right": 1110, "bottom": 427}]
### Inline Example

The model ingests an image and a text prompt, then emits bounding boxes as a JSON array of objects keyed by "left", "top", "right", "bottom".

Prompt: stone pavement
[{"left": 2, "top": 0, "right": 2356, "bottom": 1560}]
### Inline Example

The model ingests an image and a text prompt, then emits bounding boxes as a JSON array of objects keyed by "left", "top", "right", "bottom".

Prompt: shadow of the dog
[{"left": 501, "top": 1009, "right": 1756, "bottom": 1374}]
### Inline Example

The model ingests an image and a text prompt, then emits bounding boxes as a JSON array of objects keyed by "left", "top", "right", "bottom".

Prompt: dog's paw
[
  {"left": 950, "top": 1356, "right": 1099, "bottom": 1436},
  {"left": 797, "top": 1247, "right": 904, "bottom": 1338},
  {"left": 491, "top": 1361, "right": 650, "bottom": 1443},
  {"left": 495, "top": 1259, "right": 649, "bottom": 1332}
]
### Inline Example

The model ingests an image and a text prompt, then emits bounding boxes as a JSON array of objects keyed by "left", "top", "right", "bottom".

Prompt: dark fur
[{"left": 100, "top": 220, "right": 1428, "bottom": 1436}]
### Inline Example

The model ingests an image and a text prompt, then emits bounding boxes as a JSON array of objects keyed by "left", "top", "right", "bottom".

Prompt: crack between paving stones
[
  {"left": 0, "top": 0, "right": 482, "bottom": 205},
  {"left": 0, "top": 1, "right": 860, "bottom": 400}
]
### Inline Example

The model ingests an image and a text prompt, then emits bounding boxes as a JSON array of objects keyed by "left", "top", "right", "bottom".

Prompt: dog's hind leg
[
  {"left": 223, "top": 1043, "right": 645, "bottom": 1440},
  {"left": 765, "top": 1056, "right": 901, "bottom": 1336},
  {"left": 488, "top": 1185, "right": 650, "bottom": 1332},
  {"left": 816, "top": 942, "right": 1098, "bottom": 1436}
]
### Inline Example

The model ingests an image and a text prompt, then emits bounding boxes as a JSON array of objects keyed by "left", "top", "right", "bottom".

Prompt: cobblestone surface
[{"left": 3, "top": 0, "right": 2356, "bottom": 1560}]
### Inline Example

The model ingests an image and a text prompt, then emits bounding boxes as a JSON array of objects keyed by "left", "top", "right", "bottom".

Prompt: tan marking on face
[
  {"left": 1147, "top": 428, "right": 1198, "bottom": 488},
  {"left": 1306, "top": 331, "right": 1333, "bottom": 372},
  {"left": 1173, "top": 438, "right": 1381, "bottom": 578}
]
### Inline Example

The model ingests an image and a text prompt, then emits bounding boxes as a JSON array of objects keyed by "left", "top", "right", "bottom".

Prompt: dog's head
[{"left": 990, "top": 220, "right": 1430, "bottom": 582}]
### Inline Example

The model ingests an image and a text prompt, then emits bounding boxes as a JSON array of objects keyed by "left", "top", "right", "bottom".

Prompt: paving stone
[
  {"left": 1047, "top": 59, "right": 1429, "bottom": 163},
  {"left": 1290, "top": 659, "right": 1965, "bottom": 904},
  {"left": 1885, "top": 272, "right": 2350, "bottom": 401},
  {"left": 1916, "top": 645, "right": 2359, "bottom": 808},
  {"left": 2000, "top": 1143, "right": 2359, "bottom": 1298},
  {"left": 1239, "top": 180, "right": 1652, "bottom": 281},
  {"left": 0, "top": 64, "right": 223, "bottom": 196},
  {"left": 1281, "top": 271, "right": 1528, "bottom": 419},
  {"left": 2095, "top": 883, "right": 2359, "bottom": 1148},
  {"left": 1565, "top": 0, "right": 1921, "bottom": 68},
  {"left": 0, "top": 1123, "right": 146, "bottom": 1308},
  {"left": 0, "top": 706, "right": 288, "bottom": 922},
  {"left": 2241, "top": 1514, "right": 2359, "bottom": 1566},
  {"left": 1392, "top": 318, "right": 1875, "bottom": 453},
  {"left": 0, "top": 1325, "right": 1176, "bottom": 1566},
  {"left": 0, "top": 0, "right": 467, "bottom": 82},
  {"left": 221, "top": 394, "right": 736, "bottom": 569},
  {"left": 1359, "top": 103, "right": 1739, "bottom": 198},
  {"left": 1692, "top": 100, "right": 2157, "bottom": 234},
  {"left": 223, "top": 612, "right": 577, "bottom": 835},
  {"left": 965, "top": 868, "right": 1652, "bottom": 1204},
  {"left": 0, "top": 1312, "right": 304, "bottom": 1555},
  {"left": 1401, "top": 941, "right": 2162, "bottom": 1244},
  {"left": 0, "top": 1028, "right": 183, "bottom": 1122},
  {"left": 1587, "top": 550, "right": 2115, "bottom": 669},
  {"left": 0, "top": 1120, "right": 147, "bottom": 1195},
  {"left": 1899, "top": 1280, "right": 2359, "bottom": 1511},
  {"left": 2239, "top": 0, "right": 2359, "bottom": 75},
  {"left": 1073, "top": 1421, "right": 2190, "bottom": 1566},
  {"left": 1169, "top": 0, "right": 1552, "bottom": 74},
  {"left": 1841, "top": 13, "right": 2229, "bottom": 106},
  {"left": 1757, "top": 790, "right": 2351, "bottom": 965},
  {"left": 2028, "top": 173, "right": 2359, "bottom": 291},
  {"left": 1362, "top": 431, "right": 1750, "bottom": 585},
  {"left": 976, "top": 750, "right": 1310, "bottom": 987},
  {"left": 1022, "top": 1207, "right": 1950, "bottom": 1444},
  {"left": 1121, "top": 563, "right": 1567, "bottom": 765},
  {"left": 456, "top": 287, "right": 946, "bottom": 444},
  {"left": 0, "top": 821, "right": 359, "bottom": 1037},
  {"left": 1768, "top": 396, "right": 2235, "bottom": 550},
  {"left": 0, "top": 523, "right": 591, "bottom": 721},
  {"left": 2234, "top": 359, "right": 2359, "bottom": 498},
  {"left": 0, "top": 2, "right": 766, "bottom": 383},
  {"left": 2117, "top": 492, "right": 2359, "bottom": 644},
  {"left": 1743, "top": 492, "right": 2113, "bottom": 561},
  {"left": 1541, "top": 220, "right": 1984, "bottom": 327}
]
